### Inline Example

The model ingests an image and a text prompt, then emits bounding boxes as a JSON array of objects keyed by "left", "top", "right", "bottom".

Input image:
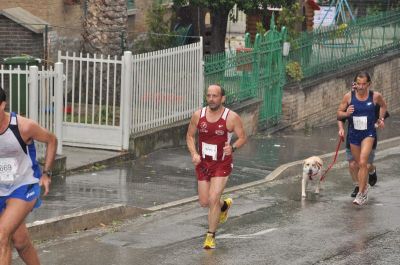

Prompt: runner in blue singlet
[{"left": 337, "top": 71, "right": 387, "bottom": 206}]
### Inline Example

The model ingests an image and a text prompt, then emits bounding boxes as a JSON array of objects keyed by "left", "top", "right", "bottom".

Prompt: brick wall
[
  {"left": 0, "top": 0, "right": 82, "bottom": 38},
  {"left": 0, "top": 15, "right": 43, "bottom": 59},
  {"left": 127, "top": 0, "right": 151, "bottom": 34},
  {"left": 282, "top": 52, "right": 400, "bottom": 129}
]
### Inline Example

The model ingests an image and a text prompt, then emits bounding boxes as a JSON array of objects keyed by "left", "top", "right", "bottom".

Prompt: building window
[{"left": 127, "top": 0, "right": 135, "bottom": 10}]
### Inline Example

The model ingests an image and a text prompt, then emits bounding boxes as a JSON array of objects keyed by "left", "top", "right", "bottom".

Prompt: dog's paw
[{"left": 302, "top": 194, "right": 307, "bottom": 198}]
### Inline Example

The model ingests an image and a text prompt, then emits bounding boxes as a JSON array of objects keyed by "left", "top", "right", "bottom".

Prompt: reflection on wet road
[
  {"left": 20, "top": 155, "right": 400, "bottom": 265},
  {"left": 27, "top": 114, "right": 400, "bottom": 223}
]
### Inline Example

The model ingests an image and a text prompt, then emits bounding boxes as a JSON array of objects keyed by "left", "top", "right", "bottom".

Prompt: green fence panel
[
  {"left": 204, "top": 16, "right": 287, "bottom": 129},
  {"left": 288, "top": 8, "right": 400, "bottom": 80}
]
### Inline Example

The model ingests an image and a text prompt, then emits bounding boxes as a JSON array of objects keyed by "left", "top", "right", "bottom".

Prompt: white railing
[
  {"left": 0, "top": 65, "right": 29, "bottom": 115},
  {"left": 131, "top": 40, "right": 204, "bottom": 134},
  {"left": 0, "top": 64, "right": 63, "bottom": 156},
  {"left": 58, "top": 51, "right": 122, "bottom": 126},
  {"left": 57, "top": 40, "right": 203, "bottom": 149},
  {"left": 58, "top": 51, "right": 127, "bottom": 150}
]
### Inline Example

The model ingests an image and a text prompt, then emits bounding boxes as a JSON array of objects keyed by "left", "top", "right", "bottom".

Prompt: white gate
[
  {"left": 0, "top": 64, "right": 63, "bottom": 157},
  {"left": 58, "top": 39, "right": 203, "bottom": 150},
  {"left": 58, "top": 51, "right": 131, "bottom": 150}
]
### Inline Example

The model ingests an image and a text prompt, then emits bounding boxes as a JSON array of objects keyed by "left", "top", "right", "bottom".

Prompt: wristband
[{"left": 43, "top": 170, "right": 53, "bottom": 177}]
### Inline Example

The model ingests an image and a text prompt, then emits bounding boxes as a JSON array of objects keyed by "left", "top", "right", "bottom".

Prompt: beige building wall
[
  {"left": 127, "top": 0, "right": 151, "bottom": 35},
  {"left": 0, "top": 0, "right": 82, "bottom": 37}
]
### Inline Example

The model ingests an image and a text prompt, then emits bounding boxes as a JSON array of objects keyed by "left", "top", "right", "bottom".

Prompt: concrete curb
[
  {"left": 28, "top": 136, "right": 400, "bottom": 240},
  {"left": 149, "top": 136, "right": 400, "bottom": 211},
  {"left": 28, "top": 204, "right": 149, "bottom": 241}
]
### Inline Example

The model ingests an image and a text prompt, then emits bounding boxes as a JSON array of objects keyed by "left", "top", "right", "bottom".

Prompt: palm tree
[{"left": 82, "top": 0, "right": 127, "bottom": 56}]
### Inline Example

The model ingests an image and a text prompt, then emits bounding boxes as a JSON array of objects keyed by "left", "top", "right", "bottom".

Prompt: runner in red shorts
[{"left": 186, "top": 84, "right": 246, "bottom": 249}]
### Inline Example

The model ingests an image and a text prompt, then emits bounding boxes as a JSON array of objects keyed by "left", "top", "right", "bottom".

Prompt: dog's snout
[{"left": 308, "top": 169, "right": 313, "bottom": 174}]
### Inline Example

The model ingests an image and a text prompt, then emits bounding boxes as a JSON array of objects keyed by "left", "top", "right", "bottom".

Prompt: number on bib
[
  {"left": 353, "top": 116, "right": 368, "bottom": 130},
  {"left": 0, "top": 158, "right": 18, "bottom": 185},
  {"left": 202, "top": 142, "right": 218, "bottom": 160}
]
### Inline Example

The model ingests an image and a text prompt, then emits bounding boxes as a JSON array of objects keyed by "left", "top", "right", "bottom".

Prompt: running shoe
[
  {"left": 203, "top": 233, "right": 216, "bottom": 249},
  {"left": 219, "top": 198, "right": 233, "bottom": 224},
  {"left": 369, "top": 169, "right": 378, "bottom": 186},
  {"left": 351, "top": 186, "right": 359, "bottom": 198},
  {"left": 353, "top": 187, "right": 368, "bottom": 206}
]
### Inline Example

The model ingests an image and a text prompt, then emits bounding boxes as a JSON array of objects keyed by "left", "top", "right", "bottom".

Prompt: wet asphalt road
[
  {"left": 16, "top": 153, "right": 400, "bottom": 265},
  {"left": 26, "top": 113, "right": 400, "bottom": 223}
]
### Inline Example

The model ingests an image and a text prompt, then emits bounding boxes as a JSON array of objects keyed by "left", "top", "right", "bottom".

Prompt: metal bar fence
[
  {"left": 131, "top": 40, "right": 204, "bottom": 134},
  {"left": 288, "top": 8, "right": 400, "bottom": 79},
  {"left": 204, "top": 18, "right": 287, "bottom": 127},
  {"left": 58, "top": 51, "right": 122, "bottom": 127},
  {"left": 0, "top": 65, "right": 63, "bottom": 158}
]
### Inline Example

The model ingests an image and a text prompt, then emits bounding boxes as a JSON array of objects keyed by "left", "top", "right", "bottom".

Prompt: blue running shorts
[{"left": 0, "top": 183, "right": 41, "bottom": 213}]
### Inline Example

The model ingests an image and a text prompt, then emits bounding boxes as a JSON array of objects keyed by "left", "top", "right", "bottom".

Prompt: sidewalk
[{"left": 26, "top": 112, "right": 400, "bottom": 238}]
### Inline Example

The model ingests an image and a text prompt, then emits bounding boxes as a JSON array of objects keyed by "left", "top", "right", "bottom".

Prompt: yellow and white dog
[{"left": 302, "top": 156, "right": 323, "bottom": 198}]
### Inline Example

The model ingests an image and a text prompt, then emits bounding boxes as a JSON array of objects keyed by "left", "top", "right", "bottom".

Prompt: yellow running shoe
[
  {"left": 203, "top": 233, "right": 216, "bottom": 249},
  {"left": 219, "top": 198, "right": 233, "bottom": 224}
]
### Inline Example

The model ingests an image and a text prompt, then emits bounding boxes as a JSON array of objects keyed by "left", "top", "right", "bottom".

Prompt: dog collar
[{"left": 308, "top": 172, "right": 318, "bottom": 181}]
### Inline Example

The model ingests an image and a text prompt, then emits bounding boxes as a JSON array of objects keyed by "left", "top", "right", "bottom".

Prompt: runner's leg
[
  {"left": 207, "top": 176, "right": 229, "bottom": 233},
  {"left": 198, "top": 180, "right": 211, "bottom": 208},
  {"left": 0, "top": 198, "right": 37, "bottom": 265},
  {"left": 352, "top": 137, "right": 375, "bottom": 193},
  {"left": 13, "top": 222, "right": 40, "bottom": 265}
]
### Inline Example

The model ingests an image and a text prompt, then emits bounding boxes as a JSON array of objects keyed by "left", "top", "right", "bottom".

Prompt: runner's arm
[
  {"left": 337, "top": 93, "right": 351, "bottom": 120},
  {"left": 19, "top": 117, "right": 57, "bottom": 195},
  {"left": 337, "top": 120, "right": 345, "bottom": 138},
  {"left": 374, "top": 92, "right": 387, "bottom": 121},
  {"left": 229, "top": 112, "right": 247, "bottom": 150},
  {"left": 186, "top": 110, "right": 200, "bottom": 162}
]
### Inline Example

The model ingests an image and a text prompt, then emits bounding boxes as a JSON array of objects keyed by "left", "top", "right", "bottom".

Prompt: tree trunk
[
  {"left": 206, "top": 8, "right": 230, "bottom": 54},
  {"left": 176, "top": 5, "right": 231, "bottom": 54},
  {"left": 82, "top": 0, "right": 127, "bottom": 56}
]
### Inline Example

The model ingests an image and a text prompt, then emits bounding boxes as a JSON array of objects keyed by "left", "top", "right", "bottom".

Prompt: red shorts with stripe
[{"left": 195, "top": 159, "right": 233, "bottom": 182}]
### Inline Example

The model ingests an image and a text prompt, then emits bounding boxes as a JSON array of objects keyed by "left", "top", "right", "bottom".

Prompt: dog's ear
[{"left": 316, "top": 161, "right": 322, "bottom": 169}]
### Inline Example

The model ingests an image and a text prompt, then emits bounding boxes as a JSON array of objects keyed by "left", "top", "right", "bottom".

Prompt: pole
[{"left": 44, "top": 24, "right": 48, "bottom": 69}]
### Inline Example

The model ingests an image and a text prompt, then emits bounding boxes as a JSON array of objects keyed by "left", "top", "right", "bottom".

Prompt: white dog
[{"left": 302, "top": 156, "right": 323, "bottom": 198}]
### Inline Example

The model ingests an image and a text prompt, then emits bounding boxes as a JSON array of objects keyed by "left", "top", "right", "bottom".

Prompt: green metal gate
[
  {"left": 204, "top": 16, "right": 287, "bottom": 129},
  {"left": 251, "top": 18, "right": 287, "bottom": 128}
]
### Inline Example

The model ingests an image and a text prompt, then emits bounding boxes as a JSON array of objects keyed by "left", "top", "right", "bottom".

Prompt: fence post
[
  {"left": 54, "top": 62, "right": 63, "bottom": 155},
  {"left": 121, "top": 51, "right": 133, "bottom": 150},
  {"left": 28, "top": 66, "right": 39, "bottom": 122},
  {"left": 199, "top": 37, "right": 204, "bottom": 108}
]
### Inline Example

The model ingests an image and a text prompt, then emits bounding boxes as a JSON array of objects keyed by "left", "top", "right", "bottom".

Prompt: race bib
[
  {"left": 353, "top": 116, "right": 368, "bottom": 130},
  {"left": 202, "top": 142, "right": 218, "bottom": 160},
  {"left": 0, "top": 158, "right": 18, "bottom": 185}
]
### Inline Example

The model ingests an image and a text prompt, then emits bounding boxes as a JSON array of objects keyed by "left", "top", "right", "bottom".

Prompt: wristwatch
[
  {"left": 43, "top": 170, "right": 53, "bottom": 177},
  {"left": 230, "top": 144, "right": 237, "bottom": 153}
]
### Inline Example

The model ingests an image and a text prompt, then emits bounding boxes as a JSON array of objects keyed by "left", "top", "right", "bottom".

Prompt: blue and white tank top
[
  {"left": 0, "top": 113, "right": 40, "bottom": 196},
  {"left": 349, "top": 90, "right": 376, "bottom": 134}
]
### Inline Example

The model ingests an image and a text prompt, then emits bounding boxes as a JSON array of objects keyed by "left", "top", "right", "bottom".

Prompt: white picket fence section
[
  {"left": 0, "top": 64, "right": 63, "bottom": 157},
  {"left": 131, "top": 40, "right": 204, "bottom": 133},
  {"left": 1, "top": 40, "right": 204, "bottom": 153},
  {"left": 58, "top": 51, "right": 128, "bottom": 150},
  {"left": 57, "top": 39, "right": 203, "bottom": 150}
]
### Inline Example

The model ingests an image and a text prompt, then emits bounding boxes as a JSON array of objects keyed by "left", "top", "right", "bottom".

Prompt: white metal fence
[
  {"left": 58, "top": 51, "right": 128, "bottom": 150},
  {"left": 131, "top": 40, "right": 204, "bottom": 133},
  {"left": 58, "top": 39, "right": 203, "bottom": 150},
  {"left": 1, "top": 41, "right": 204, "bottom": 154},
  {"left": 0, "top": 64, "right": 63, "bottom": 157}
]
